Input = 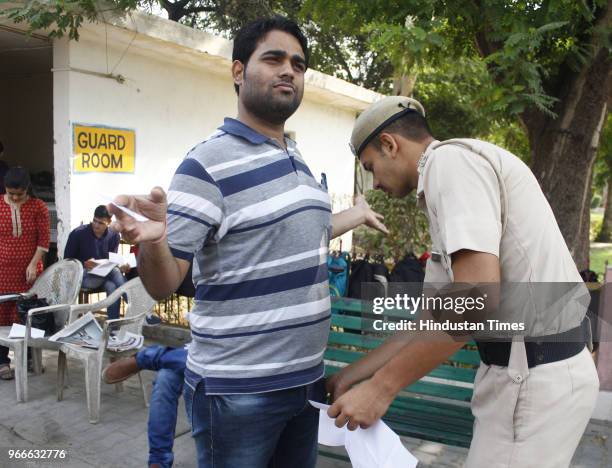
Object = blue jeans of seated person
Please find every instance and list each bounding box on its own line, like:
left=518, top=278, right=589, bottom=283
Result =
left=136, top=346, right=187, bottom=468
left=183, top=369, right=325, bottom=468
left=82, top=267, right=126, bottom=320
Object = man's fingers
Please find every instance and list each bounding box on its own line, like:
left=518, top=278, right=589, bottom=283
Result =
left=370, top=217, right=389, bottom=234
left=107, top=202, right=130, bottom=221
left=377, top=223, right=390, bottom=234
left=334, top=413, right=349, bottom=429
left=110, top=218, right=142, bottom=244
left=327, top=401, right=341, bottom=419
left=374, top=212, right=384, bottom=220
left=113, top=194, right=132, bottom=207
left=110, top=218, right=135, bottom=234
left=149, top=186, right=166, bottom=203
left=347, top=419, right=360, bottom=431
left=328, top=402, right=352, bottom=429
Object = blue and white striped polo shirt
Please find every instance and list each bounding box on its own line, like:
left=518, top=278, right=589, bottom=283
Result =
left=166, top=118, right=332, bottom=394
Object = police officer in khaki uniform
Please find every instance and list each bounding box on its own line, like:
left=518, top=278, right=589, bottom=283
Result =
left=327, top=96, right=599, bottom=467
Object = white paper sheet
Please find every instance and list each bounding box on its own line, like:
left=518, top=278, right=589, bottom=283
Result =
left=89, top=260, right=116, bottom=277
left=109, top=252, right=137, bottom=269
left=309, top=400, right=418, bottom=468
left=99, top=194, right=149, bottom=222
left=310, top=400, right=346, bottom=446
left=8, top=323, right=45, bottom=339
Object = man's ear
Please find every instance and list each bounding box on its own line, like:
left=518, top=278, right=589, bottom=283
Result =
left=378, top=132, right=398, bottom=158
left=232, top=60, right=245, bottom=89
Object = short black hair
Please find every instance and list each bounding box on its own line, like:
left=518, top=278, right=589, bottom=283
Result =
left=371, top=111, right=433, bottom=150
left=232, top=16, right=309, bottom=94
left=94, top=205, right=111, bottom=220
left=4, top=166, right=30, bottom=190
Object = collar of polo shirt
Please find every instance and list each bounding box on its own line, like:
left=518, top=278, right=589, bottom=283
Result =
left=219, top=118, right=269, bottom=145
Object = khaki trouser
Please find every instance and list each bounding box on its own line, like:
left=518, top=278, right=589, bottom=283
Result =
left=466, top=343, right=599, bottom=468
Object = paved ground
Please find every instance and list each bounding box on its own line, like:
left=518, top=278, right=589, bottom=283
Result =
left=1, top=350, right=611, bottom=467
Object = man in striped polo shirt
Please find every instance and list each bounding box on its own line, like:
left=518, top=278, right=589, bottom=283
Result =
left=109, top=16, right=387, bottom=468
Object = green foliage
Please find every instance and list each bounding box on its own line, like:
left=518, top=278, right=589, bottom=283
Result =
left=591, top=211, right=603, bottom=241
left=352, top=190, right=430, bottom=261
left=3, top=1, right=138, bottom=40
left=590, top=244, right=612, bottom=277
left=412, top=60, right=530, bottom=161
left=303, top=0, right=611, bottom=118
left=591, top=194, right=602, bottom=209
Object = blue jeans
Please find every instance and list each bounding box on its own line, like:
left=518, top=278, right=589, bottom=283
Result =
left=82, top=267, right=126, bottom=320
left=136, top=346, right=187, bottom=468
left=183, top=370, right=325, bottom=468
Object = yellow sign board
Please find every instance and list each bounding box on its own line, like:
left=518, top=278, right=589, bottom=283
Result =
left=73, top=124, right=135, bottom=173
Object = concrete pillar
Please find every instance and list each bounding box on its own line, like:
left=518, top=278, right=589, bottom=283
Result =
left=52, top=36, right=72, bottom=257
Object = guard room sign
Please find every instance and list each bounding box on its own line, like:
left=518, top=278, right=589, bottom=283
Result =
left=73, top=124, right=135, bottom=173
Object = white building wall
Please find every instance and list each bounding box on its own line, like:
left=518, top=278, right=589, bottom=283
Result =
left=55, top=21, right=358, bottom=255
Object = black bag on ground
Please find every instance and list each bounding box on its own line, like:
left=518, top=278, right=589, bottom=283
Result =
left=17, top=297, right=55, bottom=336
left=389, top=253, right=425, bottom=283
left=348, top=258, right=388, bottom=301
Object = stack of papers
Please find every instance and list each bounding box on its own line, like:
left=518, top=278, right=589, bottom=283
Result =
left=49, top=312, right=144, bottom=352
left=89, top=252, right=137, bottom=277
left=310, top=401, right=418, bottom=468
left=49, top=312, right=103, bottom=348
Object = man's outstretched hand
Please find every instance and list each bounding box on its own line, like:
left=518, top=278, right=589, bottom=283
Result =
left=108, top=187, right=167, bottom=244
left=355, top=195, right=389, bottom=235
left=327, top=378, right=395, bottom=431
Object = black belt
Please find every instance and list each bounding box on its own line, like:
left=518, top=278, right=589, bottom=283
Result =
left=476, top=319, right=588, bottom=368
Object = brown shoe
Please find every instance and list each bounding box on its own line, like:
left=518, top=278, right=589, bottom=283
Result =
left=102, top=357, right=140, bottom=384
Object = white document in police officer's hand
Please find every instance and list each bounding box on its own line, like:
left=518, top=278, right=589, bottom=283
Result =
left=309, top=401, right=418, bottom=468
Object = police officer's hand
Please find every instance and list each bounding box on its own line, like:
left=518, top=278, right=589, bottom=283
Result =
left=325, top=372, right=350, bottom=403
left=108, top=186, right=167, bottom=244
left=355, top=195, right=389, bottom=235
left=327, top=378, right=394, bottom=430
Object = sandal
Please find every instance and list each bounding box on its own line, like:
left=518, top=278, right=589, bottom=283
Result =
left=0, top=364, right=15, bottom=381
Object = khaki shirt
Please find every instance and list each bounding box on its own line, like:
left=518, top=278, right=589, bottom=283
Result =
left=416, top=139, right=587, bottom=335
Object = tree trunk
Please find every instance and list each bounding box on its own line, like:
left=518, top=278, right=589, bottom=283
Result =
left=525, top=48, right=610, bottom=270
left=597, top=176, right=612, bottom=242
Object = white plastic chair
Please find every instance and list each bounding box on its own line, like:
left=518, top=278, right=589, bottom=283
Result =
left=56, top=277, right=156, bottom=423
left=0, top=259, right=83, bottom=402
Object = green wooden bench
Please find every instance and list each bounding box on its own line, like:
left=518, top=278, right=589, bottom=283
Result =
left=320, top=297, right=480, bottom=460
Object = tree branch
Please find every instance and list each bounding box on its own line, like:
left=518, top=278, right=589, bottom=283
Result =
left=471, top=0, right=503, bottom=58
left=321, top=31, right=354, bottom=83
left=183, top=5, right=216, bottom=16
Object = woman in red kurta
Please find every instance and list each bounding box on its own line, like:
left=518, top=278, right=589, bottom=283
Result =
left=0, top=167, right=49, bottom=380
